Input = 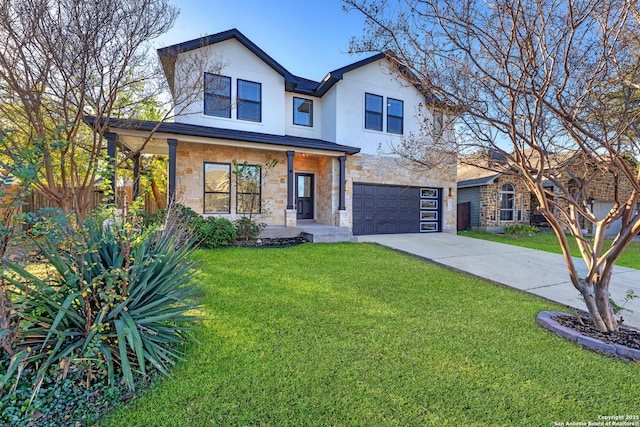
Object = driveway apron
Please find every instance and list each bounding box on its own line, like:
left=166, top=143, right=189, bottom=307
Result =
left=357, top=233, right=640, bottom=329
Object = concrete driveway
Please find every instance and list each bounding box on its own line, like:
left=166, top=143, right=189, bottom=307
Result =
left=357, top=233, right=640, bottom=329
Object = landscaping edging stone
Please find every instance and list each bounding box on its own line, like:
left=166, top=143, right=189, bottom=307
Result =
left=536, top=311, right=640, bottom=361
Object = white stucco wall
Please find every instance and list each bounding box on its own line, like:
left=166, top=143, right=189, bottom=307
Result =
left=284, top=93, right=323, bottom=139
left=172, top=38, right=286, bottom=135
left=332, top=60, right=432, bottom=155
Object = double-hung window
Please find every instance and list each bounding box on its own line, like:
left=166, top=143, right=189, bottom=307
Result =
left=204, top=73, right=231, bottom=118
left=387, top=98, right=404, bottom=134
left=204, top=162, right=230, bottom=214
left=237, top=79, right=261, bottom=122
left=293, top=97, right=313, bottom=127
left=364, top=93, right=384, bottom=131
left=236, top=164, right=262, bottom=214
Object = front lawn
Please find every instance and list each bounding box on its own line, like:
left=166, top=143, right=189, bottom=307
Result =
left=100, top=243, right=640, bottom=426
left=460, top=230, right=640, bottom=269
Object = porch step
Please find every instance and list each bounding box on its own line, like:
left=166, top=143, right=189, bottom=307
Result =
left=261, top=223, right=353, bottom=243
left=300, top=227, right=353, bottom=243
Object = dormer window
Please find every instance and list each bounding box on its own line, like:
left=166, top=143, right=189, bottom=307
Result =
left=204, top=73, right=231, bottom=118
left=237, top=79, right=262, bottom=122
left=293, top=97, right=313, bottom=127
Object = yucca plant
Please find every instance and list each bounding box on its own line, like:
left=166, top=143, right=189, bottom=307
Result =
left=0, top=210, right=200, bottom=404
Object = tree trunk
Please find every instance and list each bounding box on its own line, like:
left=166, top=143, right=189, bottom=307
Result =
left=150, top=177, right=166, bottom=210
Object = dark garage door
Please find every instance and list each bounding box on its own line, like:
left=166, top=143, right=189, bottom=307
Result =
left=352, top=183, right=441, bottom=235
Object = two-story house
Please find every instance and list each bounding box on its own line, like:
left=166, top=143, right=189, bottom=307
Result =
left=99, top=29, right=457, bottom=235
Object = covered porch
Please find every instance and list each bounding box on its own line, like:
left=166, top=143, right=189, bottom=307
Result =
left=94, top=118, right=360, bottom=228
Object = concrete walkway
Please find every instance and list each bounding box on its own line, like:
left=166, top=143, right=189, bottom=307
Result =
left=357, top=233, right=640, bottom=329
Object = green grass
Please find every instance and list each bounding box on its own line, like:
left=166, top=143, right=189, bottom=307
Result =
left=99, top=244, right=640, bottom=426
left=460, top=230, right=640, bottom=269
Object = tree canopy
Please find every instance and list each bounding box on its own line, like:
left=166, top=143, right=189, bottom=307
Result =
left=346, top=0, right=640, bottom=332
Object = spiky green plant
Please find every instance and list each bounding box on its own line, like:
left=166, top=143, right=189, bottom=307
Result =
left=0, top=211, right=200, bottom=405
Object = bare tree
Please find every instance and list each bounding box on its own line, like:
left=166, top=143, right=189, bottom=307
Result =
left=345, top=0, right=640, bottom=332
left=0, top=0, right=220, bottom=221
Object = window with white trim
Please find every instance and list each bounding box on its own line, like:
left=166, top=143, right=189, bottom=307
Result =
left=500, top=184, right=515, bottom=221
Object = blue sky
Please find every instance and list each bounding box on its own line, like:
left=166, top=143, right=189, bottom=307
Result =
left=153, top=0, right=370, bottom=82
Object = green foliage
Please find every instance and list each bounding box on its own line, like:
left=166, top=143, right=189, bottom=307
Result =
left=503, top=223, right=539, bottom=236
left=610, top=289, right=638, bottom=316
left=233, top=216, right=265, bottom=241
left=0, top=209, right=201, bottom=411
left=0, top=356, right=154, bottom=426
left=231, top=158, right=277, bottom=241
left=189, top=216, right=237, bottom=248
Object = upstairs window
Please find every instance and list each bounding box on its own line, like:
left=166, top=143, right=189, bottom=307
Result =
left=204, top=162, right=230, bottom=214
left=364, top=93, right=383, bottom=131
left=293, top=97, right=313, bottom=127
left=204, top=73, right=231, bottom=118
left=237, top=79, right=261, bottom=122
left=387, top=98, right=404, bottom=134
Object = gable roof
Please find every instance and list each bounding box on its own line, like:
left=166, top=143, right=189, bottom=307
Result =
left=85, top=117, right=361, bottom=155
left=157, top=28, right=395, bottom=97
left=457, top=163, right=501, bottom=188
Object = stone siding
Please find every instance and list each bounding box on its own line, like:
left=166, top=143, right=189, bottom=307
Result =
left=478, top=177, right=532, bottom=230
left=175, top=142, right=458, bottom=232
left=347, top=153, right=458, bottom=233
left=175, top=142, right=288, bottom=225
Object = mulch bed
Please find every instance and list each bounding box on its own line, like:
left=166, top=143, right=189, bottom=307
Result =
left=231, top=236, right=308, bottom=248
left=553, top=314, right=640, bottom=351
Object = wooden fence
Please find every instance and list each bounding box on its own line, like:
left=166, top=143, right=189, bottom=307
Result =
left=22, top=188, right=160, bottom=215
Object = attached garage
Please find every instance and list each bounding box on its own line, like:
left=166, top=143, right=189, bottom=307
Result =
left=352, top=183, right=442, bottom=235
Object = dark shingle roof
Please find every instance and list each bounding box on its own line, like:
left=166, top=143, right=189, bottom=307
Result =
left=157, top=28, right=387, bottom=97
left=86, top=117, right=360, bottom=155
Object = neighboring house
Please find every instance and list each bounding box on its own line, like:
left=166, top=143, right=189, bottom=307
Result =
left=457, top=162, right=533, bottom=232
left=97, top=29, right=457, bottom=235
left=457, top=152, right=635, bottom=236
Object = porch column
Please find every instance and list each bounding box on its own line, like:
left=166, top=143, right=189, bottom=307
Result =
left=105, top=132, right=117, bottom=204
left=286, top=150, right=295, bottom=209
left=167, top=138, right=178, bottom=204
left=339, top=155, right=346, bottom=211
left=132, top=153, right=141, bottom=200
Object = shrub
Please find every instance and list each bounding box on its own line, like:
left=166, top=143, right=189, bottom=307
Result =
left=234, top=216, right=265, bottom=241
left=0, top=209, right=201, bottom=408
left=503, top=223, right=539, bottom=236
left=190, top=216, right=237, bottom=248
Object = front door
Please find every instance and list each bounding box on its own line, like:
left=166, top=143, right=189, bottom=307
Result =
left=296, top=173, right=314, bottom=219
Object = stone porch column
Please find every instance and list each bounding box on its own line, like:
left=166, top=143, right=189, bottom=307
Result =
left=337, top=155, right=350, bottom=228
left=285, top=150, right=297, bottom=227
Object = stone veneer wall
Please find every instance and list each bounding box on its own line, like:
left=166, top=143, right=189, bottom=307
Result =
left=478, top=177, right=532, bottom=230
left=175, top=141, right=289, bottom=225
left=292, top=154, right=338, bottom=226
left=175, top=142, right=458, bottom=231
left=561, top=165, right=635, bottom=203
left=346, top=153, right=458, bottom=233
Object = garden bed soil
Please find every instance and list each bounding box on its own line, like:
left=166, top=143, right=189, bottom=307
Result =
left=553, top=314, right=640, bottom=350
left=232, top=236, right=308, bottom=248
left=537, top=311, right=640, bottom=361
